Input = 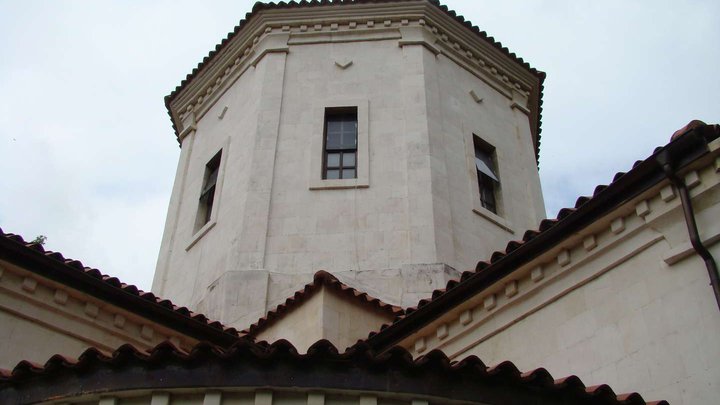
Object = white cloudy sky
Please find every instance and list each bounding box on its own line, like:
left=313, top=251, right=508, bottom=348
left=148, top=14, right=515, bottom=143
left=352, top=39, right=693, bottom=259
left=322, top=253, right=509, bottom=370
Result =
left=0, top=0, right=718, bottom=291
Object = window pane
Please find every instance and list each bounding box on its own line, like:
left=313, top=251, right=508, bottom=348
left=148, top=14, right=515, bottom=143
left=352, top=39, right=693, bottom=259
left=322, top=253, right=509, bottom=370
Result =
left=339, top=124, right=357, bottom=148
left=474, top=142, right=497, bottom=180
left=326, top=169, right=340, bottom=179
left=342, top=169, right=356, bottom=179
left=343, top=152, right=356, bottom=167
left=326, top=131, right=342, bottom=150
left=475, top=158, right=498, bottom=182
left=326, top=153, right=340, bottom=167
left=327, top=120, right=343, bottom=133
left=479, top=174, right=497, bottom=213
left=207, top=167, right=219, bottom=186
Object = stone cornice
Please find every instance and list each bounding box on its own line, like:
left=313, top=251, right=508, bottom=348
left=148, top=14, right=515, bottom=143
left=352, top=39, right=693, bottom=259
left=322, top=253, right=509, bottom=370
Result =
left=0, top=261, right=195, bottom=356
left=168, top=1, right=542, bottom=146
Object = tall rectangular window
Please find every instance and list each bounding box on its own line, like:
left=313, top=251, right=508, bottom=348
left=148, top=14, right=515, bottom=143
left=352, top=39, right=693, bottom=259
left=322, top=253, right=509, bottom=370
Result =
left=196, top=151, right=222, bottom=230
left=474, top=136, right=499, bottom=214
left=323, top=107, right=357, bottom=179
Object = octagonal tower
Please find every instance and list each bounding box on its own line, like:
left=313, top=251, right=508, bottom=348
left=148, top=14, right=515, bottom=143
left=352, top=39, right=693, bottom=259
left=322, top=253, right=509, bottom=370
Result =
left=153, top=0, right=546, bottom=329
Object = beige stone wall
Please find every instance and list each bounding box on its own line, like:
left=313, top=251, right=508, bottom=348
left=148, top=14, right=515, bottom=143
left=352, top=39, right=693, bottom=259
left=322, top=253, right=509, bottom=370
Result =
left=399, top=154, right=720, bottom=405
left=421, top=46, right=544, bottom=272
left=255, top=287, right=395, bottom=353
left=153, top=3, right=545, bottom=331
left=254, top=287, right=324, bottom=352
left=0, top=261, right=198, bottom=369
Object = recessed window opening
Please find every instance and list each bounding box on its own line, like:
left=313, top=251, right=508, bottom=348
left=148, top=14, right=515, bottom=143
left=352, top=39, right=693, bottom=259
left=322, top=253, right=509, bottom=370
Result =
left=196, top=150, right=222, bottom=231
left=323, top=107, right=357, bottom=180
left=474, top=136, right=499, bottom=214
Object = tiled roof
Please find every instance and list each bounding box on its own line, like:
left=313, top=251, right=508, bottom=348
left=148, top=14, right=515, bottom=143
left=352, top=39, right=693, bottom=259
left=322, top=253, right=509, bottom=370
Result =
left=0, top=228, right=243, bottom=346
left=0, top=340, right=667, bottom=405
left=244, top=270, right=404, bottom=336
left=164, top=0, right=546, bottom=160
left=366, top=121, right=720, bottom=350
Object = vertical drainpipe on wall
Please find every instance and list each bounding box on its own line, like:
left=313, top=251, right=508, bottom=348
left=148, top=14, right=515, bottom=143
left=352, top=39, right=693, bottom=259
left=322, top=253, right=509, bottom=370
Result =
left=656, top=145, right=720, bottom=312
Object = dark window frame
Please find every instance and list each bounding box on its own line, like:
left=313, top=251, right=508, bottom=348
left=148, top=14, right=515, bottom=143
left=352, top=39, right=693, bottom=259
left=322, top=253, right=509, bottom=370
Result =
left=322, top=107, right=358, bottom=180
left=473, top=136, right=499, bottom=214
left=196, top=150, right=222, bottom=231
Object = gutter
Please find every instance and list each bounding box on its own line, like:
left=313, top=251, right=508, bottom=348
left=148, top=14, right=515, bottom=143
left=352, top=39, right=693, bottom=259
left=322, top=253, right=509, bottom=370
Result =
left=367, top=124, right=719, bottom=352
left=657, top=144, right=720, bottom=311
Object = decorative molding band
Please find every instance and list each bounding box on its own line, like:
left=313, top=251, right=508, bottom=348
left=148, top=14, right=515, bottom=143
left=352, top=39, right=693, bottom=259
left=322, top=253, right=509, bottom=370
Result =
left=404, top=159, right=720, bottom=358
left=511, top=102, right=531, bottom=115
left=178, top=123, right=197, bottom=142
left=170, top=4, right=538, bottom=135
left=445, top=232, right=665, bottom=361
left=0, top=264, right=193, bottom=353
left=250, top=46, right=290, bottom=68
left=663, top=218, right=720, bottom=265
left=288, top=28, right=401, bottom=45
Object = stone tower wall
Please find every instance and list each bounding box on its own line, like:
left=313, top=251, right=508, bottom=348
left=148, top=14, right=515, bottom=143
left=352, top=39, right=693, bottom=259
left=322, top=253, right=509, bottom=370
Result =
left=153, top=2, right=545, bottom=329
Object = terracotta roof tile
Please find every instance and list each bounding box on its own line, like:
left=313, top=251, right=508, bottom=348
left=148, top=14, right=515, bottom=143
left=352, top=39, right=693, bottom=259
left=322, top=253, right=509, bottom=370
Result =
left=366, top=121, right=720, bottom=350
left=245, top=270, right=404, bottom=336
left=0, top=228, right=243, bottom=345
left=0, top=340, right=667, bottom=405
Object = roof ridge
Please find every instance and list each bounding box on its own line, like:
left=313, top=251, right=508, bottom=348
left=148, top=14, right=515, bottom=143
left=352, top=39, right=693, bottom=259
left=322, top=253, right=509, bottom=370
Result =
left=244, top=270, right=404, bottom=336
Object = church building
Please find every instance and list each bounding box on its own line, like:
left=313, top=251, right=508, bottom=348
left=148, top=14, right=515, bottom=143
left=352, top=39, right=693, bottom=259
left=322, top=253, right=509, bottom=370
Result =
left=1, top=1, right=718, bottom=404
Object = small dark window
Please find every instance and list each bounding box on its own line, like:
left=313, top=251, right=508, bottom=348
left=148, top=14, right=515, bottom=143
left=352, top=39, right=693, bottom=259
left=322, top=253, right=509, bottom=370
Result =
left=474, top=137, right=499, bottom=214
left=323, top=107, right=357, bottom=179
left=196, top=151, right=222, bottom=230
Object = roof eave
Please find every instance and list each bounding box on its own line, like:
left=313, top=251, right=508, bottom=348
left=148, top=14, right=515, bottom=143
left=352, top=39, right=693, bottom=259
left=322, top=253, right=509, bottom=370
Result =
left=0, top=235, right=242, bottom=347
left=366, top=124, right=719, bottom=351
left=164, top=0, right=545, bottom=153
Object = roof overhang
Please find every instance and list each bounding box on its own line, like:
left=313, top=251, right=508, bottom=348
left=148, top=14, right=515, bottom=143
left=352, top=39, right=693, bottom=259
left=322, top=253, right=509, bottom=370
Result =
left=165, top=0, right=545, bottom=161
left=0, top=229, right=242, bottom=347
left=366, top=122, right=720, bottom=352
left=1, top=340, right=665, bottom=405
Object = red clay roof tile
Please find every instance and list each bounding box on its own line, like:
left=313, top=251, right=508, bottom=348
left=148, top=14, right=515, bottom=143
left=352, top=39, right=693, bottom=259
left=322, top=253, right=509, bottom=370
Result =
left=244, top=270, right=404, bottom=337
left=0, top=340, right=667, bottom=405
left=0, top=228, right=243, bottom=344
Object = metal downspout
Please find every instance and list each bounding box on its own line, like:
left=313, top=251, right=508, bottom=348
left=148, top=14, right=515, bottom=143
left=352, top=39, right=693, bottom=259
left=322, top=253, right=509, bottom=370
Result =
left=658, top=156, right=720, bottom=312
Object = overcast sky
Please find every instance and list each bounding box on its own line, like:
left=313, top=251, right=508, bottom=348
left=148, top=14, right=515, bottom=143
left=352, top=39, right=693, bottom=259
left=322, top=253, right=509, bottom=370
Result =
left=1, top=0, right=718, bottom=291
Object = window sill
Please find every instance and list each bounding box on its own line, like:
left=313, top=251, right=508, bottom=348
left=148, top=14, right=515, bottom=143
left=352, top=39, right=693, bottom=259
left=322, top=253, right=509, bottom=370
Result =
left=309, top=178, right=369, bottom=190
left=185, top=220, right=217, bottom=251
left=472, top=208, right=514, bottom=234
